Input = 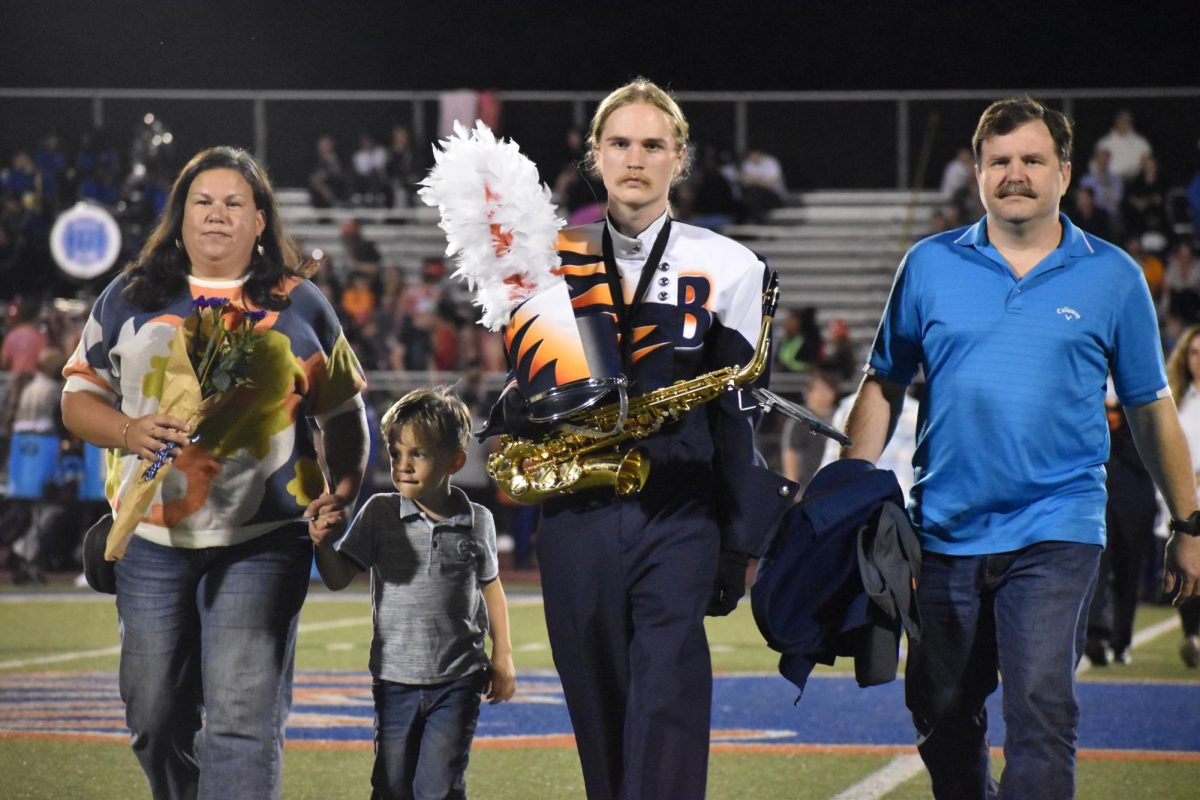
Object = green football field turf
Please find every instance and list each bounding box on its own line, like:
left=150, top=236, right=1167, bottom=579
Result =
left=1, top=585, right=1197, bottom=799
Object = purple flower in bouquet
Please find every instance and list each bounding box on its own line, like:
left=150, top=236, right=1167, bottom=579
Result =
left=141, top=298, right=267, bottom=482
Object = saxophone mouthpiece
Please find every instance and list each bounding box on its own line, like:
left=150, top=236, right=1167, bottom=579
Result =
left=763, top=272, right=781, bottom=318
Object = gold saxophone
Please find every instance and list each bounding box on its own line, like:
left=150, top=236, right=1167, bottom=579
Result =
left=488, top=277, right=780, bottom=504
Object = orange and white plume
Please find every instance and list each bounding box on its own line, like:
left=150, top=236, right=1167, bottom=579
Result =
left=418, top=120, right=565, bottom=331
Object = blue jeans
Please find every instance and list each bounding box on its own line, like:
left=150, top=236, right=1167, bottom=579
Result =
left=115, top=526, right=312, bottom=800
left=371, top=672, right=486, bottom=800
left=905, top=540, right=1101, bottom=800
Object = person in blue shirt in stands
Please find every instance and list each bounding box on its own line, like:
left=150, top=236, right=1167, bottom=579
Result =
left=841, top=97, right=1200, bottom=800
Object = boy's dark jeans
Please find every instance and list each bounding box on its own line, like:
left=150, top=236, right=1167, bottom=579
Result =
left=371, top=671, right=486, bottom=800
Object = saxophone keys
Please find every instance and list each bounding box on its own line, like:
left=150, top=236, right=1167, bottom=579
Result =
left=560, top=461, right=582, bottom=484
left=533, top=465, right=558, bottom=491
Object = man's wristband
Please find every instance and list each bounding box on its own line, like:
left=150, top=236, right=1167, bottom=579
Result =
left=1169, top=510, right=1200, bottom=537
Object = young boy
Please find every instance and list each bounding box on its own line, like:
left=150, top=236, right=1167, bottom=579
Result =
left=312, top=386, right=516, bottom=800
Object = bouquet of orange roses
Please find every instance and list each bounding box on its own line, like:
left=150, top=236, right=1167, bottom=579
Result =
left=105, top=297, right=266, bottom=560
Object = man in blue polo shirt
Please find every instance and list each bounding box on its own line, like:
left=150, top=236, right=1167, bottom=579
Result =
left=843, top=97, right=1200, bottom=799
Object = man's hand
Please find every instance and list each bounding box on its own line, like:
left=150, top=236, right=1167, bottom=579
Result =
left=706, top=549, right=750, bottom=616
left=1164, top=533, right=1200, bottom=605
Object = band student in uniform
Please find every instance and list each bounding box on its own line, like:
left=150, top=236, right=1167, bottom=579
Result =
left=841, top=97, right=1200, bottom=799
left=482, top=78, right=795, bottom=799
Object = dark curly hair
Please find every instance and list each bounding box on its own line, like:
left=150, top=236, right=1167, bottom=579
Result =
left=121, top=146, right=315, bottom=311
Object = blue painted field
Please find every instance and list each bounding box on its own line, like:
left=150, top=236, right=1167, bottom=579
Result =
left=3, top=670, right=1197, bottom=753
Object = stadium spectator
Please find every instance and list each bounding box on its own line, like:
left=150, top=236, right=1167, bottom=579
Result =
left=308, top=134, right=351, bottom=208
left=351, top=132, right=390, bottom=207
left=0, top=298, right=49, bottom=379
left=938, top=147, right=974, bottom=199
left=739, top=146, right=786, bottom=223
left=68, top=129, right=115, bottom=194
left=337, top=219, right=384, bottom=299
left=950, top=166, right=986, bottom=223
left=775, top=306, right=822, bottom=374
left=685, top=143, right=740, bottom=230
left=1187, top=150, right=1200, bottom=239
left=1085, top=397, right=1156, bottom=667
left=385, top=125, right=421, bottom=208
left=3, top=345, right=69, bottom=585
left=780, top=369, right=838, bottom=491
left=430, top=299, right=462, bottom=372
left=340, top=270, right=378, bottom=326
left=920, top=208, right=952, bottom=240
left=32, top=134, right=69, bottom=214
left=553, top=127, right=606, bottom=223
left=392, top=258, right=447, bottom=371
left=344, top=310, right=392, bottom=371
left=1122, top=153, right=1167, bottom=236
left=1081, top=147, right=1124, bottom=230
left=821, top=376, right=922, bottom=500
left=0, top=151, right=41, bottom=207
left=1069, top=185, right=1115, bottom=241
left=1125, top=236, right=1165, bottom=305
left=1160, top=326, right=1200, bottom=668
left=78, top=155, right=122, bottom=207
left=1162, top=238, right=1200, bottom=322
left=821, top=316, right=859, bottom=385
left=1095, top=109, right=1153, bottom=182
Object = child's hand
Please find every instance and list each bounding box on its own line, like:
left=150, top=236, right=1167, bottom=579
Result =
left=308, top=511, right=347, bottom=546
left=484, top=653, right=516, bottom=704
left=306, top=493, right=350, bottom=546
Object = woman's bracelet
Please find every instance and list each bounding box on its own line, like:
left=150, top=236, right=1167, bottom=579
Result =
left=121, top=420, right=132, bottom=449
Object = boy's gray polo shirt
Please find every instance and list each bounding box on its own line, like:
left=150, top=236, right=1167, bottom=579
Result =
left=335, top=487, right=499, bottom=684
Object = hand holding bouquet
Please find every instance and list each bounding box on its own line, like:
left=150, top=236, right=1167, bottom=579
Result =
left=106, top=297, right=266, bottom=560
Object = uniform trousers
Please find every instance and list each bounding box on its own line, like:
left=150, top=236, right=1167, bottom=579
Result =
left=538, top=484, right=720, bottom=800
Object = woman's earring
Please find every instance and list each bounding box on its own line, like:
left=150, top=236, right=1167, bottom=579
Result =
left=255, top=237, right=264, bottom=257
left=174, top=238, right=183, bottom=251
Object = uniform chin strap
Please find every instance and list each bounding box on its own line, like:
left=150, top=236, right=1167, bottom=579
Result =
left=749, top=386, right=853, bottom=447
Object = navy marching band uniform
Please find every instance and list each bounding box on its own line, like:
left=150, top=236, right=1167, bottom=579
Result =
left=492, top=212, right=795, bottom=799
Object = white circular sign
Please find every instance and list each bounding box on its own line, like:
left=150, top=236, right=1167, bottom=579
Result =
left=50, top=202, right=122, bottom=280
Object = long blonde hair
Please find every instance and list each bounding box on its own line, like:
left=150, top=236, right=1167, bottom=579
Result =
left=1166, top=325, right=1200, bottom=405
left=582, top=77, right=692, bottom=186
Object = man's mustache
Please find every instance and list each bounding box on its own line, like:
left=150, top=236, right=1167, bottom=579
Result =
left=997, top=182, right=1036, bottom=199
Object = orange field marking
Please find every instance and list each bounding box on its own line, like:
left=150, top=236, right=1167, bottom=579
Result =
left=3, top=729, right=1198, bottom=763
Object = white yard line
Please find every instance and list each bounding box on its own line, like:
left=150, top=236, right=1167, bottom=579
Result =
left=828, top=754, right=925, bottom=800
left=1077, top=613, right=1180, bottom=676
left=1129, top=614, right=1181, bottom=649
left=0, top=646, right=121, bottom=671
left=831, top=614, right=1183, bottom=799
left=296, top=617, right=369, bottom=633
left=0, top=616, right=371, bottom=670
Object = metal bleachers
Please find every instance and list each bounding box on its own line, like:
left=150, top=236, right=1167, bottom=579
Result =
left=728, top=189, right=946, bottom=350
left=278, top=188, right=948, bottom=352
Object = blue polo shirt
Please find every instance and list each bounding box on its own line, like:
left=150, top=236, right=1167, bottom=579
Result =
left=869, top=213, right=1167, bottom=555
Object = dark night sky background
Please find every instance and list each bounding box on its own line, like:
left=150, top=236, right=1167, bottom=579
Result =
left=3, top=1, right=1198, bottom=92
left=3, top=1, right=1199, bottom=191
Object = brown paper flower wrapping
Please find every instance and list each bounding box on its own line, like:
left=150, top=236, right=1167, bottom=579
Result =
left=104, top=324, right=230, bottom=560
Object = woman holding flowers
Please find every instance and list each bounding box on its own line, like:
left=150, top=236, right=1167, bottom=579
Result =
left=62, top=146, right=369, bottom=800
